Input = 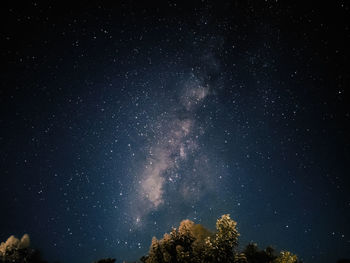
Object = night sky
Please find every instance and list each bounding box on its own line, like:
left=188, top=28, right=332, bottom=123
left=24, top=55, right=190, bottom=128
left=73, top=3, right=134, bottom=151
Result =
left=1, top=1, right=349, bottom=263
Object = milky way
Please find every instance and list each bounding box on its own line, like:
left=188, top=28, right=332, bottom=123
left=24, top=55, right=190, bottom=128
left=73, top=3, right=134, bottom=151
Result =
left=127, top=72, right=219, bottom=223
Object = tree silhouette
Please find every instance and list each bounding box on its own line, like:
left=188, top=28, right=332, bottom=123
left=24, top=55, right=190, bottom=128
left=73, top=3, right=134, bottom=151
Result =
left=243, top=243, right=277, bottom=263
left=141, top=214, right=300, bottom=263
left=1, top=215, right=310, bottom=263
left=142, top=214, right=240, bottom=263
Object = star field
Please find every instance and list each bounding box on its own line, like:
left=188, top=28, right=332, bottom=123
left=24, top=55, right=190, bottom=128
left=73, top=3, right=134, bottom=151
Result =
left=1, top=1, right=349, bottom=263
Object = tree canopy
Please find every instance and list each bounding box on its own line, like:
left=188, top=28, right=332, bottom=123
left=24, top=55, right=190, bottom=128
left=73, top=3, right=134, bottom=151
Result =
left=2, top=215, right=348, bottom=262
left=141, top=214, right=300, bottom=263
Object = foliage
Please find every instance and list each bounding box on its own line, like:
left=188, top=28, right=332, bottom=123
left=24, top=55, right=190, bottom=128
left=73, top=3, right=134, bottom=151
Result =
left=142, top=214, right=239, bottom=263
left=235, top=253, right=248, bottom=263
left=273, top=251, right=298, bottom=263
left=203, top=214, right=239, bottom=262
left=243, top=243, right=277, bottom=263
left=0, top=234, right=30, bottom=254
left=141, top=214, right=301, bottom=263
left=0, top=234, right=47, bottom=263
left=1, top=215, right=307, bottom=263
left=143, top=222, right=198, bottom=263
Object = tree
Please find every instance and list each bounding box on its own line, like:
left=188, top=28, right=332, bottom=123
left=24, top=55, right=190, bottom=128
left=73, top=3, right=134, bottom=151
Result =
left=235, top=253, right=248, bottom=263
left=143, top=214, right=239, bottom=263
left=144, top=220, right=205, bottom=263
left=141, top=214, right=299, bottom=263
left=273, top=251, right=298, bottom=263
left=0, top=234, right=47, bottom=263
left=145, top=237, right=163, bottom=263
left=243, top=243, right=277, bottom=263
left=203, top=214, right=239, bottom=262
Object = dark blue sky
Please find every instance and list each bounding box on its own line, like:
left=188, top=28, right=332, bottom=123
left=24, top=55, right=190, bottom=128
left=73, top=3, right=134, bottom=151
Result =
left=1, top=1, right=349, bottom=263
